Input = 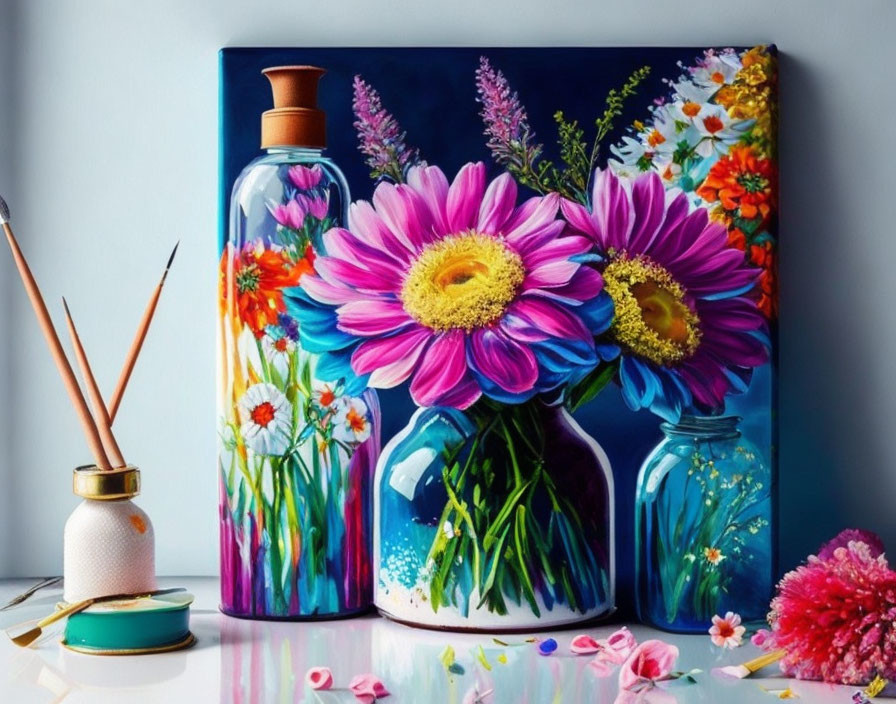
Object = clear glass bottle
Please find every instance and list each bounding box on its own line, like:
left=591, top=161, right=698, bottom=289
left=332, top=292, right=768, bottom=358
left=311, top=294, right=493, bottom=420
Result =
left=635, top=415, right=773, bottom=632
left=218, top=66, right=380, bottom=619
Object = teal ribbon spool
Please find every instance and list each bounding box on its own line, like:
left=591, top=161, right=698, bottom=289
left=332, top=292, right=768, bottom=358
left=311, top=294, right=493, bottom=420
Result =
left=63, top=592, right=194, bottom=654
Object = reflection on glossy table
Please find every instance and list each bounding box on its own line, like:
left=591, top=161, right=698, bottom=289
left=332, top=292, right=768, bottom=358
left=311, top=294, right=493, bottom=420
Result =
left=0, top=577, right=863, bottom=703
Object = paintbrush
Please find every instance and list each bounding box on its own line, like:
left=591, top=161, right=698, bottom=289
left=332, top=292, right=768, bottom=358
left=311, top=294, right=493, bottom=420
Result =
left=0, top=195, right=112, bottom=470
left=108, top=242, right=178, bottom=422
left=713, top=649, right=786, bottom=679
left=62, top=298, right=126, bottom=467
left=6, top=587, right=185, bottom=647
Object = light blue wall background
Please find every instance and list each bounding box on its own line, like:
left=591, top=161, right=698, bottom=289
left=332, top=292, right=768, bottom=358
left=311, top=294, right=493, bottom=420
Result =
left=0, top=0, right=894, bottom=577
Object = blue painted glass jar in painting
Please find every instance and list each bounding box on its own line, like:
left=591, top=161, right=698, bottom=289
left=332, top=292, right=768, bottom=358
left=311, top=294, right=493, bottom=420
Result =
left=635, top=415, right=773, bottom=632
left=375, top=399, right=614, bottom=631
left=218, top=66, right=380, bottom=619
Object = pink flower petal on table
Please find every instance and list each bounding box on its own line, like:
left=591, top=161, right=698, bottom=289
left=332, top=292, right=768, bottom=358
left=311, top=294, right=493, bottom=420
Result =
left=571, top=634, right=600, bottom=655
left=618, top=640, right=679, bottom=691
left=349, top=673, right=390, bottom=701
left=602, top=627, right=637, bottom=661
left=477, top=172, right=517, bottom=234
left=750, top=628, right=772, bottom=648
left=446, top=162, right=486, bottom=232
left=305, top=666, right=333, bottom=690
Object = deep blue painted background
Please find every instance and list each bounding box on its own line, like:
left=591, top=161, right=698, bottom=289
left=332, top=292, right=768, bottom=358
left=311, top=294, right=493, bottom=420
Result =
left=219, top=46, right=772, bottom=619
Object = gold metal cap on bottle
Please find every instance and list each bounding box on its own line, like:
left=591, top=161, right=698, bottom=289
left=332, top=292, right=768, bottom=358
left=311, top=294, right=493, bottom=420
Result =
left=73, top=465, right=140, bottom=500
left=260, top=65, right=327, bottom=149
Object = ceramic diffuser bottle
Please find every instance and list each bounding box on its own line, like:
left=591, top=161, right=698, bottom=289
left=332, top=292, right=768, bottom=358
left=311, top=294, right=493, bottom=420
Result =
left=64, top=465, right=156, bottom=603
left=218, top=66, right=380, bottom=619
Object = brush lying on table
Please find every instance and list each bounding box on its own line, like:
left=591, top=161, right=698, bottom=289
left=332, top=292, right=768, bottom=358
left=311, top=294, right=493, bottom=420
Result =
left=0, top=193, right=176, bottom=466
left=6, top=588, right=186, bottom=647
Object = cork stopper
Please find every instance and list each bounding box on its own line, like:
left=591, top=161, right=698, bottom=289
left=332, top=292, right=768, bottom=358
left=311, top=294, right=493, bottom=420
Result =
left=261, top=66, right=326, bottom=149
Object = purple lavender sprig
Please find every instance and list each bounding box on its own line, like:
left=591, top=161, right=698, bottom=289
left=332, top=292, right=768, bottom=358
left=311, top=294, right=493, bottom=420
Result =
left=475, top=57, right=546, bottom=189
left=352, top=76, right=420, bottom=183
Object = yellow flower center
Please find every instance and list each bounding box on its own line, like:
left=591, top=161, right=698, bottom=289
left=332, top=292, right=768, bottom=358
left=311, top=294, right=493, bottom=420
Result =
left=401, top=232, right=525, bottom=331
left=602, top=255, right=702, bottom=366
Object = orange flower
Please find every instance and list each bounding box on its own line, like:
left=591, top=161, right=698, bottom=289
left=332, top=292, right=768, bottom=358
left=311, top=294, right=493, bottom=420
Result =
left=697, top=145, right=776, bottom=225
left=220, top=242, right=313, bottom=337
left=727, top=226, right=747, bottom=251
left=748, top=241, right=777, bottom=318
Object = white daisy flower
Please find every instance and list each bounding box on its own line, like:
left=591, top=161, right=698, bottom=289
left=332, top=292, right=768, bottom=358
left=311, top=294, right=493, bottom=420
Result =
left=312, top=380, right=339, bottom=411
left=691, top=105, right=753, bottom=158
left=332, top=397, right=371, bottom=444
left=238, top=383, right=292, bottom=456
left=261, top=333, right=295, bottom=365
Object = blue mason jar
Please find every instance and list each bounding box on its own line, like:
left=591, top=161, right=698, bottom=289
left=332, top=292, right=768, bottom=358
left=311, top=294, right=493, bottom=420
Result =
left=635, top=415, right=773, bottom=632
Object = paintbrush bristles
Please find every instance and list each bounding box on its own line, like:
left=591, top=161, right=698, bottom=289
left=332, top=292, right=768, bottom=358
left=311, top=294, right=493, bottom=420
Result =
left=0, top=194, right=9, bottom=224
left=62, top=298, right=127, bottom=468
left=1, top=215, right=111, bottom=469
left=108, top=242, right=177, bottom=422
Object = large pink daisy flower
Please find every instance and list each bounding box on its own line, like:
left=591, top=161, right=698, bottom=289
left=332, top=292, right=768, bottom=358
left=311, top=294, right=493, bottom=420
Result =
left=287, top=162, right=612, bottom=409
left=562, top=168, right=768, bottom=420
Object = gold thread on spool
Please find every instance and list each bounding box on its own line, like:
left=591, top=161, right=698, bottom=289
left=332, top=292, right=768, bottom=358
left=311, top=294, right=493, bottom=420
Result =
left=73, top=465, right=140, bottom=500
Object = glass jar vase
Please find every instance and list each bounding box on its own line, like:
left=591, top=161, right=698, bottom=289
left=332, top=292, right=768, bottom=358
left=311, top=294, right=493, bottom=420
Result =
left=635, top=415, right=773, bottom=632
left=374, top=398, right=614, bottom=631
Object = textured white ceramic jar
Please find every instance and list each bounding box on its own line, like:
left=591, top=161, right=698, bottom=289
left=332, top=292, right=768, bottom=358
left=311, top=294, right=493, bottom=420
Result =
left=63, top=466, right=156, bottom=603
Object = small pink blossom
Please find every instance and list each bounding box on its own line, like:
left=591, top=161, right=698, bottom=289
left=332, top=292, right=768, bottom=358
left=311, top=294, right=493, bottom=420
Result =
left=751, top=628, right=771, bottom=648
left=570, top=634, right=600, bottom=655
left=349, top=673, right=390, bottom=703
left=709, top=612, right=746, bottom=649
left=296, top=193, right=329, bottom=220
left=289, top=163, right=323, bottom=190
left=305, top=666, right=333, bottom=690
left=618, top=640, right=680, bottom=691
left=270, top=198, right=306, bottom=230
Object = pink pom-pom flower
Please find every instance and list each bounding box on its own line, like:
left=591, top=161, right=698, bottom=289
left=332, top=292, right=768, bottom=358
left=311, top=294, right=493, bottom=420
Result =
left=766, top=536, right=896, bottom=685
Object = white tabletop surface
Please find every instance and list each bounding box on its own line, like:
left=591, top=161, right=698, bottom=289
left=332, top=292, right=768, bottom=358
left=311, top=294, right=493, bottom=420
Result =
left=0, top=577, right=866, bottom=703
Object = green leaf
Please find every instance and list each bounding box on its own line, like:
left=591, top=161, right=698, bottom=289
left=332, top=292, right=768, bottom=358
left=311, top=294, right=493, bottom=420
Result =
left=567, top=362, right=618, bottom=412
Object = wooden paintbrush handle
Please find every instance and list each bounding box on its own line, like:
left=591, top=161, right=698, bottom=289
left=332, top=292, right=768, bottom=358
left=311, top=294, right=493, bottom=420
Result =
left=37, top=598, right=95, bottom=629
left=745, top=648, right=787, bottom=673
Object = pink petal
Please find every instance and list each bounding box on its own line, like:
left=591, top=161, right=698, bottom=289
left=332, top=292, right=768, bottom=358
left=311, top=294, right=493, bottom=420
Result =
left=406, top=164, right=450, bottom=235
left=477, top=172, right=517, bottom=233
left=524, top=258, right=581, bottom=289
left=560, top=198, right=599, bottom=240
left=590, top=168, right=633, bottom=252
left=300, top=275, right=365, bottom=305
left=507, top=220, right=567, bottom=259
left=522, top=233, right=592, bottom=270
left=446, top=162, right=486, bottom=233
left=348, top=200, right=414, bottom=263
left=626, top=171, right=667, bottom=254
left=504, top=193, right=560, bottom=242
left=324, top=227, right=405, bottom=279
left=469, top=327, right=538, bottom=394
left=409, top=330, right=479, bottom=408
left=305, top=666, right=333, bottom=690
left=570, top=634, right=601, bottom=655
left=349, top=673, right=390, bottom=700
left=351, top=325, right=432, bottom=387
left=315, top=257, right=398, bottom=294
left=373, top=182, right=435, bottom=252
left=337, top=299, right=415, bottom=336
left=526, top=266, right=603, bottom=305
left=505, top=297, right=590, bottom=342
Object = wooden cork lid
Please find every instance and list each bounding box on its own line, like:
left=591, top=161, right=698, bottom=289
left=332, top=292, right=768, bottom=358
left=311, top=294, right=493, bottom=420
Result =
left=260, top=65, right=326, bottom=149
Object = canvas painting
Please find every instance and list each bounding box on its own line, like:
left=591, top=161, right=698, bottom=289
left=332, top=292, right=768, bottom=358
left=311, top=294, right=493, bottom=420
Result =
left=218, top=46, right=777, bottom=628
